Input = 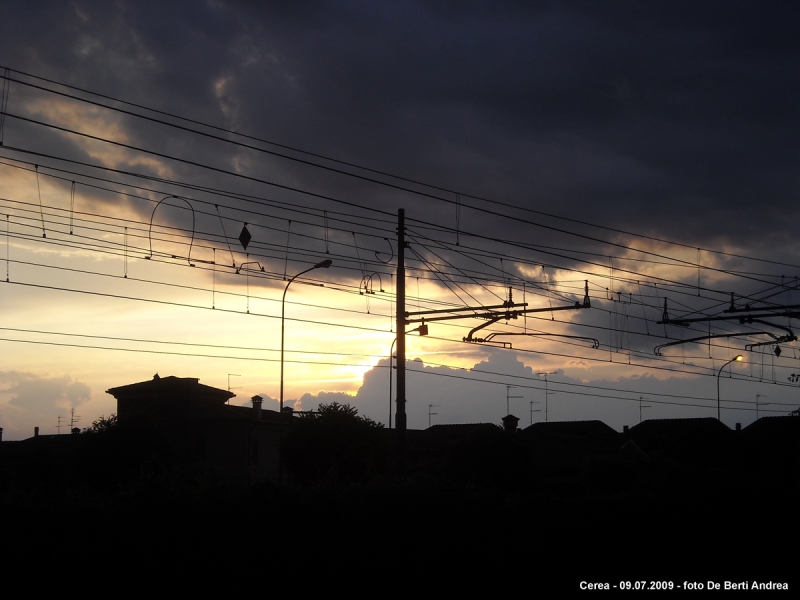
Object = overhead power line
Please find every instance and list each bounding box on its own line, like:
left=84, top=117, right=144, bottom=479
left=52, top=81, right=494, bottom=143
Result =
left=4, top=67, right=798, bottom=270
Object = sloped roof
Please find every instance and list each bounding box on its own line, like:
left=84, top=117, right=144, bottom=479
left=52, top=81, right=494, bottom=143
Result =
left=409, top=423, right=500, bottom=456
left=626, top=417, right=729, bottom=440
left=742, top=415, right=800, bottom=436
left=107, top=375, right=234, bottom=404
left=425, top=423, right=500, bottom=438
left=519, top=420, right=619, bottom=440
left=624, top=417, right=732, bottom=464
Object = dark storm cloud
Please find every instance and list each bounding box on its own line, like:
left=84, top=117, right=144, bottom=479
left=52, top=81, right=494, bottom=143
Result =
left=2, top=1, right=799, bottom=434
left=2, top=0, right=799, bottom=282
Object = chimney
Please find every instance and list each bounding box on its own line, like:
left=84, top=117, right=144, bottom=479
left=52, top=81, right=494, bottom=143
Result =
left=735, top=423, right=741, bottom=431
left=501, top=414, right=519, bottom=434
left=71, top=427, right=80, bottom=435
left=251, top=395, right=263, bottom=419
left=34, top=426, right=39, bottom=437
left=0, top=427, right=3, bottom=442
left=623, top=425, right=629, bottom=433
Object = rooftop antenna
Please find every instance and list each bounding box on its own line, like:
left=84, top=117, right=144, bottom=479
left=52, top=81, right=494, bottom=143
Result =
left=529, top=400, right=542, bottom=426
left=428, top=404, right=438, bottom=428
left=69, top=407, right=80, bottom=430
left=506, top=385, right=523, bottom=416
left=639, top=396, right=651, bottom=424
left=227, top=374, right=240, bottom=405
left=538, top=372, right=557, bottom=422
left=755, top=394, right=768, bottom=420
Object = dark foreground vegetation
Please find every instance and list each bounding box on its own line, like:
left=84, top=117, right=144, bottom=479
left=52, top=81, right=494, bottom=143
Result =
left=1, top=406, right=798, bottom=589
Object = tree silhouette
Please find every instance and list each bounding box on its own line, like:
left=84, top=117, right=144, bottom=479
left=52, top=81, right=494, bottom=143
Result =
left=80, top=412, right=172, bottom=492
left=283, top=401, right=386, bottom=486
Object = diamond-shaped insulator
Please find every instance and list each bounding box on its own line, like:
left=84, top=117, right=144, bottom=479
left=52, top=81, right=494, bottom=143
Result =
left=775, top=345, right=782, bottom=357
left=239, top=224, right=252, bottom=250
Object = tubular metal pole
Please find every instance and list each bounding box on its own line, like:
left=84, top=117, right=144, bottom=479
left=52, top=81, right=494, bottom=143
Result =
left=389, top=337, right=396, bottom=429
left=395, top=209, right=406, bottom=470
left=279, top=259, right=332, bottom=484
left=717, top=356, right=740, bottom=422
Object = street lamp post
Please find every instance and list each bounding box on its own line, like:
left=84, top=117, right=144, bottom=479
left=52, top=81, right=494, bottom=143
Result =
left=717, top=354, right=743, bottom=422
left=389, top=337, right=396, bottom=429
left=279, top=259, right=332, bottom=483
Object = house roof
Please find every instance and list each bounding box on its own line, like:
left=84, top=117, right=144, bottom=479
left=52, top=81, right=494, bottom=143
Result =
left=426, top=423, right=499, bottom=435
left=742, top=415, right=800, bottom=436
left=625, top=417, right=729, bottom=440
left=623, top=417, right=732, bottom=463
left=106, top=375, right=234, bottom=404
left=519, top=420, right=619, bottom=440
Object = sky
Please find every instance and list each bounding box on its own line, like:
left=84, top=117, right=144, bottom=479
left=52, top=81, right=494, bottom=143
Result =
left=1, top=1, right=800, bottom=439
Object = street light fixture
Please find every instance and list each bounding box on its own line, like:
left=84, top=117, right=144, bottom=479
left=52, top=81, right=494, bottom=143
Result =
left=279, top=259, right=332, bottom=483
left=717, top=354, right=743, bottom=422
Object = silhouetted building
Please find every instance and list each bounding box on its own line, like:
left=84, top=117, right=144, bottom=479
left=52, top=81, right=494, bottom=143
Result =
left=518, top=420, right=643, bottom=472
left=106, top=374, right=287, bottom=487
left=501, top=414, right=520, bottom=433
left=737, top=415, right=800, bottom=471
left=623, top=417, right=731, bottom=466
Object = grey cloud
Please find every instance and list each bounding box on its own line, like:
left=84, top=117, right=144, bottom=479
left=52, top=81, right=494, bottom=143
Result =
left=4, top=0, right=798, bottom=251
left=2, top=0, right=799, bottom=423
left=1, top=371, right=92, bottom=411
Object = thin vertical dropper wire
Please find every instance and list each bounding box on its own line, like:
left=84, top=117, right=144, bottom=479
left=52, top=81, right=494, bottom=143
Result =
left=69, top=181, right=75, bottom=234
left=638, top=281, right=650, bottom=336
left=214, top=205, right=236, bottom=268
left=0, top=67, right=9, bottom=145
left=283, top=220, right=291, bottom=280
left=407, top=245, right=474, bottom=310
left=352, top=231, right=366, bottom=280
left=407, top=234, right=505, bottom=304
left=212, top=247, right=216, bottom=309
left=124, top=226, right=128, bottom=278
left=523, top=282, right=527, bottom=333
left=455, top=192, right=461, bottom=246
left=324, top=210, right=329, bottom=254
left=34, top=165, right=46, bottom=238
